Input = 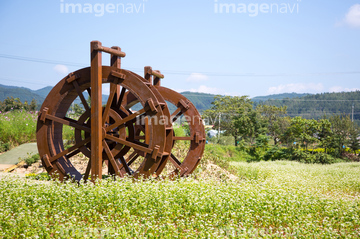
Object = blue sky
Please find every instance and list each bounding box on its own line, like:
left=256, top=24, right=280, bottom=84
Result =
left=0, top=0, right=359, bottom=97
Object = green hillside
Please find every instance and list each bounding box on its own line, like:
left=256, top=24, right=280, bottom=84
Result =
left=180, top=91, right=216, bottom=113
left=255, top=91, right=360, bottom=122
left=0, top=84, right=44, bottom=104
left=0, top=85, right=109, bottom=108
left=252, top=93, right=311, bottom=102
left=1, top=84, right=359, bottom=123
left=180, top=92, right=310, bottom=112
left=33, top=86, right=53, bottom=98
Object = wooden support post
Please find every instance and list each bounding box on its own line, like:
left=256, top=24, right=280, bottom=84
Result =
left=108, top=46, right=122, bottom=175
left=111, top=46, right=122, bottom=106
left=144, top=66, right=152, bottom=84
left=90, top=41, right=103, bottom=182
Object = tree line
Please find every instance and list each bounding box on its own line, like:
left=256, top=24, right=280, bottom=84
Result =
left=204, top=95, right=360, bottom=163
left=254, top=91, right=360, bottom=125
left=0, top=97, right=37, bottom=112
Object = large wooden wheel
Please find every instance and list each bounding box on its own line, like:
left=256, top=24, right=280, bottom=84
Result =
left=36, top=67, right=166, bottom=182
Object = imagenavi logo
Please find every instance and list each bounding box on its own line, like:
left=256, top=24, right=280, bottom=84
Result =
left=214, top=0, right=300, bottom=17
left=60, top=0, right=147, bottom=17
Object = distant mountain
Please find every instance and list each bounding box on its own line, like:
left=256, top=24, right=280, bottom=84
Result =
left=255, top=91, right=360, bottom=123
left=0, top=84, right=22, bottom=89
left=33, top=86, right=53, bottom=98
left=180, top=91, right=216, bottom=112
left=0, top=84, right=45, bottom=104
left=1, top=83, right=358, bottom=124
left=180, top=92, right=314, bottom=112
left=252, top=93, right=312, bottom=102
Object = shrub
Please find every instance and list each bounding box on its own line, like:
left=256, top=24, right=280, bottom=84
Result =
left=306, top=148, right=326, bottom=153
left=263, top=146, right=290, bottom=161
left=21, top=153, right=40, bottom=166
left=0, top=141, right=10, bottom=153
left=313, top=153, right=337, bottom=164
left=291, top=149, right=315, bottom=163
left=208, top=135, right=234, bottom=145
left=25, top=172, right=51, bottom=180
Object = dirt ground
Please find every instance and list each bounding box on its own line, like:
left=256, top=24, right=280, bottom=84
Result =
left=6, top=156, right=239, bottom=182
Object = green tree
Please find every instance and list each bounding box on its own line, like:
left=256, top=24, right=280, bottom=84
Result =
left=69, top=103, right=85, bottom=116
left=203, top=95, right=253, bottom=146
left=282, top=117, right=319, bottom=149
left=329, top=114, right=353, bottom=156
left=317, top=119, right=333, bottom=153
left=23, top=99, right=37, bottom=111
left=256, top=105, right=288, bottom=145
left=234, top=107, right=267, bottom=144
left=29, top=99, right=37, bottom=111
left=348, top=125, right=360, bottom=155
left=0, top=97, right=37, bottom=112
left=1, top=97, right=22, bottom=111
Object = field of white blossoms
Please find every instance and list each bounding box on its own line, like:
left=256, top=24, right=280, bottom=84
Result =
left=0, top=160, right=359, bottom=238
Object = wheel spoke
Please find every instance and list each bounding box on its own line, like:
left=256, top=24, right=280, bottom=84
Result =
left=132, top=140, right=149, bottom=148
left=171, top=108, right=184, bottom=123
left=119, top=152, right=139, bottom=170
left=46, top=114, right=90, bottom=132
left=105, top=134, right=152, bottom=155
left=170, top=107, right=182, bottom=120
left=86, top=88, right=91, bottom=97
left=135, top=136, right=145, bottom=140
left=144, top=117, right=150, bottom=144
left=102, top=83, right=117, bottom=126
left=72, top=81, right=90, bottom=112
left=110, top=84, right=120, bottom=107
left=118, top=156, right=132, bottom=175
left=105, top=108, right=146, bottom=132
left=116, top=87, right=127, bottom=108
left=173, top=136, right=193, bottom=141
left=169, top=153, right=183, bottom=170
left=50, top=137, right=91, bottom=163
left=127, top=152, right=139, bottom=166
left=102, top=140, right=123, bottom=177
left=120, top=105, right=130, bottom=116
left=83, top=158, right=91, bottom=182
left=66, top=149, right=81, bottom=158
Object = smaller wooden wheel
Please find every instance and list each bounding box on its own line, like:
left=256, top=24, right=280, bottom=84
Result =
left=122, top=67, right=206, bottom=177
left=153, top=85, right=206, bottom=177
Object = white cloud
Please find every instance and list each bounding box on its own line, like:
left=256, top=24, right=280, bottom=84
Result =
left=186, top=73, right=209, bottom=82
left=53, top=64, right=69, bottom=75
left=268, top=83, right=324, bottom=94
left=329, top=86, right=360, bottom=93
left=337, top=4, right=360, bottom=28
left=189, top=85, right=224, bottom=94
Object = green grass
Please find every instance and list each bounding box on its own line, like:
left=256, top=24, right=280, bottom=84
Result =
left=0, top=110, right=77, bottom=152
left=204, top=144, right=248, bottom=162
left=0, top=173, right=359, bottom=238
left=0, top=110, right=37, bottom=151
left=231, top=161, right=360, bottom=197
